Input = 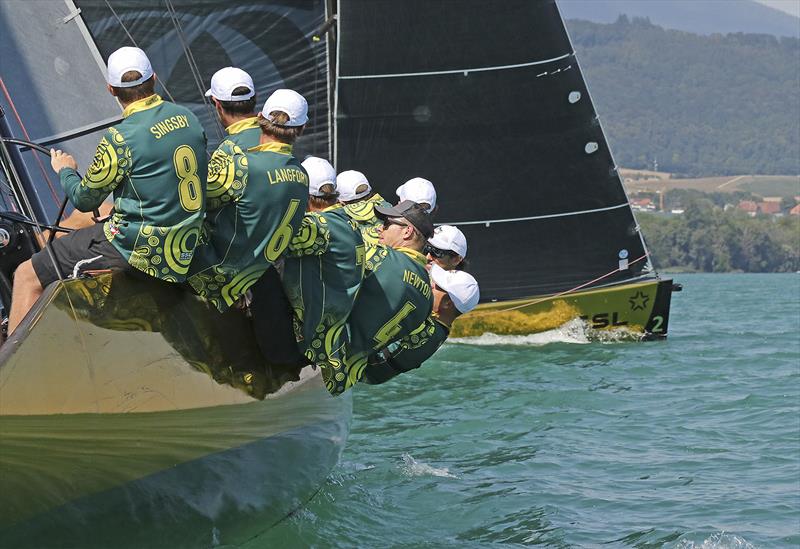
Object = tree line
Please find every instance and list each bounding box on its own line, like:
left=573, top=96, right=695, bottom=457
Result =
left=567, top=16, right=800, bottom=177
left=638, top=200, right=798, bottom=272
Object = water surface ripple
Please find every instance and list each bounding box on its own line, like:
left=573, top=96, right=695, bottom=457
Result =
left=259, top=274, right=800, bottom=548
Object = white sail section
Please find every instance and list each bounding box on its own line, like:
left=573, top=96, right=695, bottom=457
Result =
left=0, top=0, right=121, bottom=216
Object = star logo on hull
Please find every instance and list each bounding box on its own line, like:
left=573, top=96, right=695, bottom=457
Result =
left=629, top=291, right=650, bottom=311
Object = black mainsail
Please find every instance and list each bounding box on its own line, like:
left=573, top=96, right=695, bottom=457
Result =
left=336, top=0, right=648, bottom=301
left=334, top=0, right=655, bottom=301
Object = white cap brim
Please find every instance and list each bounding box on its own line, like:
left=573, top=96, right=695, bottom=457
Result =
left=430, top=264, right=480, bottom=313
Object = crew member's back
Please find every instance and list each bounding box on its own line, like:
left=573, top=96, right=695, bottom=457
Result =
left=339, top=201, right=436, bottom=391
left=102, top=94, right=207, bottom=279
left=7, top=46, right=206, bottom=336
left=188, top=89, right=310, bottom=312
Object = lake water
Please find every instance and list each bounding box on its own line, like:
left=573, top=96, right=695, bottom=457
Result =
left=259, top=274, right=800, bottom=548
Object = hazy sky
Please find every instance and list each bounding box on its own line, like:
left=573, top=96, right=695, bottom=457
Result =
left=754, top=0, right=800, bottom=18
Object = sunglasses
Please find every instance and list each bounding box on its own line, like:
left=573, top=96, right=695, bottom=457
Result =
left=382, top=218, right=409, bottom=230
left=424, top=244, right=458, bottom=258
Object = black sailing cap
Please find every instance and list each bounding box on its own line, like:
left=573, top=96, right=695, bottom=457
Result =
left=375, top=200, right=434, bottom=239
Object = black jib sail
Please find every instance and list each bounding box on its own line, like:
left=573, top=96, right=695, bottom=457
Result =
left=334, top=0, right=655, bottom=302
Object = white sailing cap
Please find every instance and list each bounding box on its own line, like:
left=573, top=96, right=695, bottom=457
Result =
left=261, top=89, right=308, bottom=127
left=107, top=47, right=153, bottom=88
left=302, top=156, right=338, bottom=197
left=396, top=177, right=437, bottom=213
left=430, top=264, right=480, bottom=314
left=337, top=170, right=371, bottom=201
left=428, top=224, right=467, bottom=257
left=205, top=67, right=255, bottom=101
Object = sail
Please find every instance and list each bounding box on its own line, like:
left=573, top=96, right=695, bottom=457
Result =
left=0, top=0, right=122, bottom=219
left=335, top=0, right=653, bottom=301
left=75, top=0, right=330, bottom=159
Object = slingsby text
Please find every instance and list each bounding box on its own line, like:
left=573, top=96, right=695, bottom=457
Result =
left=149, top=115, right=190, bottom=139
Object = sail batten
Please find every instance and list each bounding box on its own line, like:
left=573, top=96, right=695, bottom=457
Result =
left=338, top=53, right=575, bottom=80
left=438, top=202, right=631, bottom=227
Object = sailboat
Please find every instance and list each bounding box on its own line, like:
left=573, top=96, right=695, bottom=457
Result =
left=0, top=1, right=348, bottom=547
left=0, top=0, right=676, bottom=545
left=333, top=0, right=677, bottom=339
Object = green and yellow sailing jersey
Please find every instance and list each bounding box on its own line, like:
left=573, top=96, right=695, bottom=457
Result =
left=342, top=193, right=391, bottom=246
left=225, top=116, right=261, bottom=149
left=188, top=141, right=309, bottom=311
left=362, top=316, right=449, bottom=384
left=205, top=117, right=260, bottom=206
left=282, top=205, right=366, bottom=379
left=59, top=94, right=207, bottom=282
left=332, top=245, right=433, bottom=394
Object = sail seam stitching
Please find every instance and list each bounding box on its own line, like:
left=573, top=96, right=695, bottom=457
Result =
left=439, top=202, right=630, bottom=226
left=338, top=53, right=573, bottom=80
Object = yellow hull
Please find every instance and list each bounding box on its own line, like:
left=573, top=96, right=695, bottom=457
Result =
left=451, top=278, right=674, bottom=338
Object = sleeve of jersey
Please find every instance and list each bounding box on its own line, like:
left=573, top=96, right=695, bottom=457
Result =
left=394, top=315, right=438, bottom=352
left=60, top=128, right=130, bottom=212
left=206, top=140, right=246, bottom=211
left=284, top=212, right=331, bottom=257
left=361, top=318, right=444, bottom=385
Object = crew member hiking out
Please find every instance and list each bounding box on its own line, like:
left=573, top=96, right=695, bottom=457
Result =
left=337, top=170, right=390, bottom=246
left=363, top=264, right=479, bottom=384
left=275, top=157, right=366, bottom=388
left=204, top=66, right=261, bottom=172
left=7, top=47, right=207, bottom=336
left=425, top=224, right=468, bottom=271
left=333, top=201, right=436, bottom=394
left=188, top=88, right=309, bottom=312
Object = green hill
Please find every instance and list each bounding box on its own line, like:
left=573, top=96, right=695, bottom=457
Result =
left=560, top=0, right=800, bottom=38
left=567, top=17, right=800, bottom=177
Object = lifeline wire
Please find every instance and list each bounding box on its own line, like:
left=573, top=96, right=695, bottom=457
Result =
left=466, top=252, right=650, bottom=317
left=0, top=138, right=68, bottom=282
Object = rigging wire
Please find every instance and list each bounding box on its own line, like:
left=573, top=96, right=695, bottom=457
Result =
left=103, top=0, right=178, bottom=105
left=0, top=138, right=83, bottom=241
left=0, top=148, right=20, bottom=213
left=465, top=253, right=651, bottom=317
left=0, top=78, right=60, bottom=204
left=163, top=0, right=225, bottom=141
left=0, top=140, right=68, bottom=282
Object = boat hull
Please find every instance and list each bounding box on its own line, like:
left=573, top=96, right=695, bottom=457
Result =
left=450, top=278, right=674, bottom=339
left=0, top=273, right=351, bottom=547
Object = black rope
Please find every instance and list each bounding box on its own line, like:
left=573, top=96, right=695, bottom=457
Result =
left=103, top=0, right=178, bottom=104
left=164, top=0, right=225, bottom=141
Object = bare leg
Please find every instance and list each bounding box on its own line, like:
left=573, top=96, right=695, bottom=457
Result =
left=39, top=201, right=113, bottom=243
left=7, top=260, right=44, bottom=336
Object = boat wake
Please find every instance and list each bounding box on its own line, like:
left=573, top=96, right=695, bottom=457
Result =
left=399, top=453, right=458, bottom=479
left=449, top=318, right=590, bottom=346
left=673, top=532, right=758, bottom=549
left=449, top=318, right=645, bottom=346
